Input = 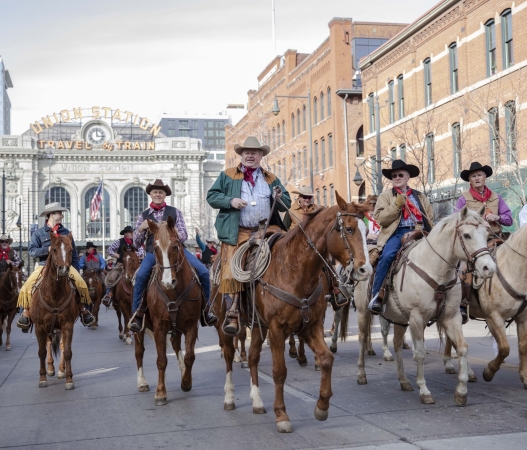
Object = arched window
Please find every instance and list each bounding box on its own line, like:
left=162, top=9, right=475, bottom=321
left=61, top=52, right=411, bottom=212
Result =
left=45, top=187, right=71, bottom=230
left=124, top=187, right=148, bottom=228
left=314, top=97, right=318, bottom=123
left=303, top=147, right=307, bottom=178
left=505, top=100, right=517, bottom=162
left=277, top=124, right=281, bottom=147
left=297, top=109, right=301, bottom=135
left=356, top=126, right=364, bottom=157
left=291, top=113, right=295, bottom=137
left=292, top=153, right=296, bottom=180
left=323, top=186, right=327, bottom=206
left=390, top=147, right=397, bottom=160
left=302, top=105, right=307, bottom=131
left=272, top=127, right=276, bottom=149
left=320, top=92, right=325, bottom=120
left=399, top=144, right=406, bottom=162
left=297, top=151, right=302, bottom=179
left=327, top=88, right=332, bottom=116
left=85, top=186, right=110, bottom=238
left=282, top=119, right=286, bottom=142
left=321, top=137, right=326, bottom=170
left=314, top=140, right=319, bottom=172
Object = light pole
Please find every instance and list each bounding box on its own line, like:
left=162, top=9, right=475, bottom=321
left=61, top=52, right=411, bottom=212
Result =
left=1, top=167, right=5, bottom=235
left=16, top=198, right=22, bottom=262
left=272, top=91, right=314, bottom=190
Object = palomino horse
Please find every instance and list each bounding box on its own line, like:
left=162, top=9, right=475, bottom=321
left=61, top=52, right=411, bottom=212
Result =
left=134, top=216, right=202, bottom=405
left=31, top=232, right=79, bottom=389
left=354, top=206, right=496, bottom=405
left=443, top=222, right=527, bottom=388
left=82, top=269, right=104, bottom=330
left=0, top=262, right=24, bottom=351
left=113, top=249, right=139, bottom=344
left=215, top=193, right=372, bottom=433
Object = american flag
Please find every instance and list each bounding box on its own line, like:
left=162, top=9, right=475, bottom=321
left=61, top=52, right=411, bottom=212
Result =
left=90, top=180, right=103, bottom=221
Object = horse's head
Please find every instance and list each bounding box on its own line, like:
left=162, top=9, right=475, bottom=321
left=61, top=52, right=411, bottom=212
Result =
left=455, top=205, right=496, bottom=282
left=149, top=216, right=184, bottom=290
left=49, top=232, right=73, bottom=276
left=3, top=261, right=24, bottom=295
left=326, top=191, right=372, bottom=282
left=122, top=247, right=140, bottom=281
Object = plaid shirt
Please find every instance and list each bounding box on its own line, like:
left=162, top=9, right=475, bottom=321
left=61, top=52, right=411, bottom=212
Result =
left=107, top=238, right=145, bottom=259
left=399, top=189, right=422, bottom=228
left=239, top=167, right=271, bottom=228
left=133, top=206, right=188, bottom=249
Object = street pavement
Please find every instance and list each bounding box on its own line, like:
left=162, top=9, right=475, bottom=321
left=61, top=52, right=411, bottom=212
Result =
left=1, top=305, right=526, bottom=450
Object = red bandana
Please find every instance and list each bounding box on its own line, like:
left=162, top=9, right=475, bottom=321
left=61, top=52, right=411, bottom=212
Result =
left=395, top=188, right=423, bottom=222
left=150, top=202, right=166, bottom=211
left=210, top=246, right=218, bottom=255
left=365, top=213, right=380, bottom=232
left=243, top=166, right=257, bottom=187
left=469, top=186, right=492, bottom=203
left=86, top=253, right=98, bottom=263
left=47, top=223, right=61, bottom=236
left=0, top=248, right=10, bottom=260
left=124, top=237, right=133, bottom=246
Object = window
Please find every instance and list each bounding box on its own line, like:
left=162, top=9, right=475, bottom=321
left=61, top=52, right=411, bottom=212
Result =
left=314, top=97, right=318, bottom=123
left=167, top=120, right=175, bottom=128
left=277, top=162, right=282, bottom=179
left=397, top=75, right=405, bottom=119
left=291, top=113, right=295, bottom=137
left=191, top=130, right=197, bottom=137
left=388, top=81, right=395, bottom=123
left=283, top=158, right=287, bottom=180
left=303, top=105, right=307, bottom=131
left=320, top=92, right=325, bottom=120
left=292, top=153, right=296, bottom=179
left=297, top=151, right=302, bottom=179
left=485, top=20, right=497, bottom=76
left=303, top=148, right=307, bottom=178
left=316, top=189, right=321, bottom=206
left=179, top=120, right=189, bottom=128
left=277, top=124, right=281, bottom=147
left=501, top=9, right=514, bottom=69
left=390, top=147, right=397, bottom=160
left=328, top=134, right=333, bottom=166
left=272, top=127, right=276, bottom=149
left=314, top=140, right=319, bottom=173
left=167, top=129, right=175, bottom=137
left=488, top=107, right=500, bottom=165
left=356, top=126, right=364, bottom=157
left=297, top=109, right=301, bottom=135
left=352, top=37, right=390, bottom=71
left=452, top=123, right=461, bottom=177
left=124, top=187, right=148, bottom=228
left=330, top=184, right=335, bottom=206
left=45, top=187, right=71, bottom=230
left=505, top=101, right=517, bottom=162
left=207, top=121, right=214, bottom=128
left=449, top=43, right=458, bottom=94
left=426, top=133, right=435, bottom=183
left=399, top=144, right=406, bottom=162
left=191, top=120, right=198, bottom=128
left=180, top=130, right=189, bottom=137
left=424, top=58, right=432, bottom=106
left=368, top=93, right=375, bottom=133
left=282, top=120, right=286, bottom=142
left=327, top=88, right=332, bottom=116
left=323, top=186, right=327, bottom=207
left=216, top=153, right=225, bottom=160
left=321, top=138, right=326, bottom=170
left=85, top=186, right=110, bottom=238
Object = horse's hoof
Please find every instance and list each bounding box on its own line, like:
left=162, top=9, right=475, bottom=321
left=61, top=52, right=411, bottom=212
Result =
left=138, top=384, right=150, bottom=392
left=403, top=343, right=411, bottom=350
left=482, top=368, right=494, bottom=382
left=420, top=394, right=435, bottom=404
left=329, top=344, right=337, bottom=354
left=46, top=369, right=55, bottom=377
left=65, top=382, right=75, bottom=390
left=224, top=402, right=235, bottom=411
left=39, top=380, right=48, bottom=388
left=253, top=406, right=266, bottom=414
left=277, top=421, right=293, bottom=433
left=357, top=375, right=367, bottom=385
left=314, top=406, right=328, bottom=421
left=445, top=367, right=457, bottom=375
left=233, top=355, right=241, bottom=363
left=91, top=325, right=97, bottom=330
left=119, top=334, right=124, bottom=340
left=297, top=358, right=308, bottom=367
left=367, top=350, right=376, bottom=356
left=57, top=371, right=65, bottom=379
left=155, top=397, right=167, bottom=406
left=314, top=365, right=321, bottom=371
left=400, top=381, right=414, bottom=391
left=468, top=374, right=477, bottom=382
left=181, top=382, right=192, bottom=392
left=5, top=345, right=11, bottom=351
left=288, top=350, right=298, bottom=359
left=126, top=337, right=132, bottom=345
left=454, top=392, right=467, bottom=406
left=384, top=355, right=394, bottom=362
left=241, top=361, right=249, bottom=369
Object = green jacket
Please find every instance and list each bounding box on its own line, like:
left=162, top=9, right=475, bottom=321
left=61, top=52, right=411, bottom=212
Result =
left=206, top=164, right=291, bottom=245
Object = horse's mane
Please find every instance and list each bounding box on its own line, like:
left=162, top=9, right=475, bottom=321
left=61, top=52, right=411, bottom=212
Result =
left=433, top=208, right=485, bottom=234
left=280, top=206, right=327, bottom=247
left=155, top=221, right=179, bottom=249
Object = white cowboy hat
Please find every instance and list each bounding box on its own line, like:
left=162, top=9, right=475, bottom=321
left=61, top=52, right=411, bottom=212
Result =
left=0, top=234, right=13, bottom=245
left=291, top=185, right=314, bottom=197
left=39, top=202, right=69, bottom=217
left=234, top=136, right=270, bottom=156
left=206, top=238, right=218, bottom=245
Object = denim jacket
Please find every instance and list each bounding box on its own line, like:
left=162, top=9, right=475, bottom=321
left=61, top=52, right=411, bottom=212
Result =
left=29, top=223, right=80, bottom=271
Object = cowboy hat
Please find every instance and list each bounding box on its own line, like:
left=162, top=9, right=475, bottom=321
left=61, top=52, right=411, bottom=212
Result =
left=0, top=234, right=13, bottom=245
left=85, top=242, right=97, bottom=249
left=39, top=202, right=69, bottom=217
left=120, top=226, right=134, bottom=235
left=291, top=185, right=314, bottom=197
left=206, top=238, right=218, bottom=245
left=146, top=179, right=172, bottom=196
left=382, top=159, right=420, bottom=179
left=234, top=136, right=270, bottom=156
left=460, top=161, right=493, bottom=182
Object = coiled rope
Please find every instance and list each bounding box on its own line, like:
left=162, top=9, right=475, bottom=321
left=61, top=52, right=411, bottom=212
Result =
left=231, top=239, right=272, bottom=283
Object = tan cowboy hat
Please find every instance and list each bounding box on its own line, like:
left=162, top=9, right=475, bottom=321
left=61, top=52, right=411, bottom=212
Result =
left=291, top=185, right=314, bottom=197
left=0, top=234, right=13, bottom=245
left=39, top=202, right=69, bottom=217
left=234, top=136, right=270, bottom=156
left=146, top=179, right=172, bottom=196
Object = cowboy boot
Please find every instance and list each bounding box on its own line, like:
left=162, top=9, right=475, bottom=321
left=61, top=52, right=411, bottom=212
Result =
left=102, top=288, right=113, bottom=307
left=200, top=302, right=218, bottom=327
left=368, top=287, right=385, bottom=315
left=129, top=310, right=144, bottom=333
left=222, top=293, right=240, bottom=335
left=17, top=309, right=31, bottom=333
left=79, top=305, right=96, bottom=327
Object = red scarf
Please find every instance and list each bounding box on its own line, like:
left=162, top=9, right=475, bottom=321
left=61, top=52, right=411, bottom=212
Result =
left=47, top=223, right=61, bottom=236
left=124, top=237, right=133, bottom=246
left=243, top=166, right=257, bottom=187
left=395, top=188, right=423, bottom=222
left=365, top=213, right=380, bottom=232
left=86, top=253, right=98, bottom=263
left=0, top=247, right=10, bottom=260
left=469, top=186, right=492, bottom=203
left=210, top=246, right=218, bottom=255
left=150, top=202, right=166, bottom=211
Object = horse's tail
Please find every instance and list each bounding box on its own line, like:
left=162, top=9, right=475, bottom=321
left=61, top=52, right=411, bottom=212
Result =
left=436, top=323, right=444, bottom=349
left=339, top=299, right=351, bottom=342
left=145, top=328, right=172, bottom=348
left=51, top=332, right=61, bottom=358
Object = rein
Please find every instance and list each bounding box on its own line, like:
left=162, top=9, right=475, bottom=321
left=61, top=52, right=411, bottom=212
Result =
left=494, top=263, right=527, bottom=327
left=37, top=277, right=75, bottom=337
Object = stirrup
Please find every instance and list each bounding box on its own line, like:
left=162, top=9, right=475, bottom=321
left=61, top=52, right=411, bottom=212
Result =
left=129, top=311, right=145, bottom=333
left=460, top=307, right=468, bottom=325
left=102, top=294, right=112, bottom=307
left=17, top=315, right=31, bottom=331
left=367, top=294, right=385, bottom=315
left=222, top=311, right=240, bottom=337
left=200, top=309, right=218, bottom=327
left=80, top=309, right=96, bottom=327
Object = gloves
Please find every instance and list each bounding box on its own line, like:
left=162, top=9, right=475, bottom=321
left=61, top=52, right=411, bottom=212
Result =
left=395, top=194, right=406, bottom=209
left=273, top=186, right=283, bottom=200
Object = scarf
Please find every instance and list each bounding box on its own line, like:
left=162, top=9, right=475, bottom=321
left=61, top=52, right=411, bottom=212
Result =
left=394, top=187, right=423, bottom=222
left=210, top=246, right=218, bottom=255
left=86, top=253, right=98, bottom=263
left=365, top=213, right=380, bottom=232
left=124, top=237, right=133, bottom=246
left=469, top=186, right=492, bottom=203
left=47, top=222, right=61, bottom=236
left=0, top=248, right=10, bottom=261
left=150, top=202, right=166, bottom=211
left=243, top=165, right=257, bottom=187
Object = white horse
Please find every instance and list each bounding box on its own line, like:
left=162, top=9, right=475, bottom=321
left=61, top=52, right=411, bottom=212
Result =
left=355, top=206, right=496, bottom=405
left=443, top=222, right=527, bottom=388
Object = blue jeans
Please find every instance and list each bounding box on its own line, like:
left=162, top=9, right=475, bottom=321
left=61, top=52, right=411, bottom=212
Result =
left=371, top=227, right=414, bottom=297
left=132, top=250, right=211, bottom=313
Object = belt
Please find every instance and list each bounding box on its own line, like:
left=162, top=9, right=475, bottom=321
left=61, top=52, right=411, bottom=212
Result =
left=399, top=226, right=415, bottom=230
left=239, top=226, right=259, bottom=232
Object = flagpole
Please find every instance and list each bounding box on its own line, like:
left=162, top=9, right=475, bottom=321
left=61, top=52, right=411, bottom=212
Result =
left=102, top=172, right=105, bottom=256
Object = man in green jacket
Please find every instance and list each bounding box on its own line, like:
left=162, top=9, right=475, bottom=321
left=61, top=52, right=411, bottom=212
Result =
left=206, top=136, right=291, bottom=334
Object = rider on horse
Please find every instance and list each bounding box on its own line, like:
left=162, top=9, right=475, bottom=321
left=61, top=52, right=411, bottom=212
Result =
left=129, top=179, right=217, bottom=332
left=17, top=202, right=95, bottom=331
left=0, top=235, right=22, bottom=278
left=283, top=185, right=319, bottom=229
left=206, top=136, right=291, bottom=335
left=195, top=228, right=218, bottom=268
left=79, top=242, right=106, bottom=272
left=101, top=226, right=144, bottom=307
left=368, top=160, right=434, bottom=314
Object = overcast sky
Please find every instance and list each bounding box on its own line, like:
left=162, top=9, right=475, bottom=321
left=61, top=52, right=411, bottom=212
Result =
left=0, top=0, right=438, bottom=134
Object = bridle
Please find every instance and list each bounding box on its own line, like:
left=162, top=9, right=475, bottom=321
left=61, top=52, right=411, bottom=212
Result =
left=453, top=220, right=491, bottom=279
left=48, top=239, right=71, bottom=280
left=155, top=235, right=185, bottom=287
left=122, top=251, right=139, bottom=281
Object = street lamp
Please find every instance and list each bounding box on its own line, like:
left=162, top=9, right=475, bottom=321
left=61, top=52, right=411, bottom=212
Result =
left=271, top=92, right=314, bottom=190
left=16, top=198, right=22, bottom=262
left=353, top=166, right=364, bottom=187
left=37, top=146, right=54, bottom=201
left=374, top=94, right=384, bottom=194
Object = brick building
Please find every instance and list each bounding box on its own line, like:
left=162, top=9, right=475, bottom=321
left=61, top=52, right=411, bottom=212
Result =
left=359, top=0, right=527, bottom=225
left=225, top=18, right=407, bottom=206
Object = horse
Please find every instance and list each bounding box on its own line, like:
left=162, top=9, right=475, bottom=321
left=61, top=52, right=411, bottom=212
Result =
left=0, top=262, right=24, bottom=351
left=82, top=269, right=104, bottom=330
left=443, top=222, right=527, bottom=388
left=354, top=206, right=496, bottom=405
left=133, top=216, right=202, bottom=405
left=30, top=232, right=79, bottom=389
left=112, top=249, right=139, bottom=345
left=214, top=192, right=372, bottom=433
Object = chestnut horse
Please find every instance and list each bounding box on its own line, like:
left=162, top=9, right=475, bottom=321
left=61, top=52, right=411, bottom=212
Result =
left=113, top=249, right=139, bottom=344
left=0, top=262, right=24, bottom=351
left=215, top=192, right=372, bottom=433
left=82, top=269, right=104, bottom=330
left=134, top=216, right=202, bottom=405
left=31, top=232, right=79, bottom=389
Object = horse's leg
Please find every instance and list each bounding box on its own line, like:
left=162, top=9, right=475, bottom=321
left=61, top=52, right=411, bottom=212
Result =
left=135, top=328, right=149, bottom=392
left=61, top=326, right=74, bottom=390
left=239, top=326, right=248, bottom=368
left=357, top=309, right=371, bottom=384
left=248, top=326, right=267, bottom=414
left=37, top=330, right=49, bottom=387
left=393, top=324, right=413, bottom=391
left=153, top=328, right=168, bottom=405
left=288, top=334, right=298, bottom=359
left=403, top=329, right=411, bottom=349
left=115, top=301, right=124, bottom=339
left=221, top=330, right=237, bottom=410
left=181, top=325, right=197, bottom=392
left=5, top=307, right=16, bottom=351
left=0, top=313, right=4, bottom=347
left=46, top=338, right=55, bottom=377
left=379, top=315, right=394, bottom=361
left=123, top=299, right=133, bottom=345
left=517, top=318, right=527, bottom=389
left=58, top=337, right=66, bottom=378
left=482, top=314, right=509, bottom=383
left=443, top=335, right=457, bottom=374
left=409, top=317, right=434, bottom=404
left=297, top=337, right=307, bottom=367
left=330, top=308, right=342, bottom=353
left=233, top=334, right=241, bottom=363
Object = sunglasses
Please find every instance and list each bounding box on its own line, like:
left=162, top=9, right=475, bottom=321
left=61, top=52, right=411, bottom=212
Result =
left=0, top=241, right=7, bottom=244
left=391, top=173, right=406, bottom=179
left=300, top=196, right=313, bottom=200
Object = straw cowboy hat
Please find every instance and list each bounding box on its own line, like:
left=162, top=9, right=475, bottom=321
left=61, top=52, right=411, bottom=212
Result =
left=0, top=234, right=13, bottom=245
left=206, top=238, right=218, bottom=245
left=39, top=202, right=69, bottom=217
left=291, top=185, right=314, bottom=197
left=120, top=226, right=134, bottom=235
left=146, top=179, right=172, bottom=196
left=460, top=161, right=493, bottom=182
left=234, top=136, right=270, bottom=156
left=382, top=159, right=420, bottom=179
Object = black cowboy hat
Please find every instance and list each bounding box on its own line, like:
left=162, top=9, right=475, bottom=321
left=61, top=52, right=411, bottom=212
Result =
left=460, top=161, right=493, bottom=182
left=146, top=179, right=172, bottom=196
left=120, top=226, right=134, bottom=235
left=86, top=241, right=97, bottom=249
left=382, top=159, right=420, bottom=179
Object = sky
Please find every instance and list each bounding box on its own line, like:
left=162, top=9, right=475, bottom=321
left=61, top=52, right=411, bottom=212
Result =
left=0, top=0, right=439, bottom=134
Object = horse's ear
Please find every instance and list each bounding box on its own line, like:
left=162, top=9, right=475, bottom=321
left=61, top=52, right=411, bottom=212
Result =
left=67, top=232, right=73, bottom=242
left=335, top=191, right=347, bottom=210
left=6, top=261, right=12, bottom=269
left=459, top=205, right=469, bottom=220
left=147, top=219, right=158, bottom=234
left=477, top=204, right=486, bottom=218
left=167, top=215, right=175, bottom=229
left=353, top=201, right=371, bottom=215
left=18, top=260, right=24, bottom=268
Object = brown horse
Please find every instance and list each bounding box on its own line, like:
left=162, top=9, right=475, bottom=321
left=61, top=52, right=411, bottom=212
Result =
left=82, top=269, right=104, bottom=330
left=215, top=192, right=372, bottom=432
left=0, top=262, right=24, bottom=351
left=31, top=232, right=79, bottom=389
left=134, top=216, right=202, bottom=405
